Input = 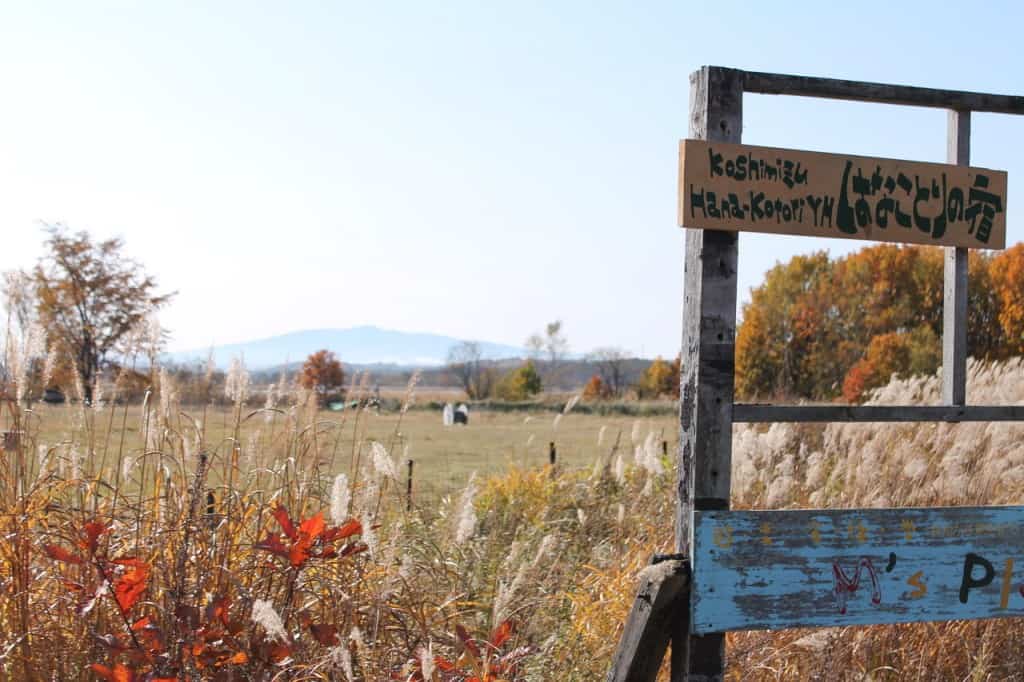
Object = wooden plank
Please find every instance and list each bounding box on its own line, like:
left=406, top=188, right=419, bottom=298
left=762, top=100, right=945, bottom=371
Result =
left=674, top=64, right=742, bottom=682
left=606, top=560, right=689, bottom=682
left=943, top=110, right=971, bottom=404
left=742, top=70, right=1024, bottom=115
left=679, top=139, right=1008, bottom=249
left=692, top=506, right=1024, bottom=633
left=732, top=404, right=1024, bottom=423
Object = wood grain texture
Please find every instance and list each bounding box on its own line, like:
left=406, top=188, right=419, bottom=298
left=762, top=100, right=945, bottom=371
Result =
left=692, top=506, right=1024, bottom=633
left=943, top=110, right=971, bottom=404
left=742, top=70, right=1024, bottom=114
left=732, top=404, right=1024, bottom=423
left=675, top=63, right=742, bottom=682
left=606, top=561, right=689, bottom=682
left=679, top=138, right=1006, bottom=249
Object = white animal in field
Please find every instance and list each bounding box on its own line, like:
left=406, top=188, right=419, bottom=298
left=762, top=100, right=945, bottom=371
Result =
left=454, top=403, right=469, bottom=425
left=443, top=403, right=454, bottom=426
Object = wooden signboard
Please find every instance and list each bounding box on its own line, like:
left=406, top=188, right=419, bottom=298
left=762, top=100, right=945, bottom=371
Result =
left=692, top=506, right=1024, bottom=634
left=678, top=139, right=1008, bottom=249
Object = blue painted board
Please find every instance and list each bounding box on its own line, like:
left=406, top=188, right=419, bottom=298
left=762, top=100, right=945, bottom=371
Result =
left=692, top=506, right=1024, bottom=634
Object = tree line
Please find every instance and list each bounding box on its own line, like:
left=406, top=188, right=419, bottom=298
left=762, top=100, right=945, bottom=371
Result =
left=736, top=243, right=1024, bottom=402
left=446, top=321, right=681, bottom=402
left=12, top=227, right=1004, bottom=410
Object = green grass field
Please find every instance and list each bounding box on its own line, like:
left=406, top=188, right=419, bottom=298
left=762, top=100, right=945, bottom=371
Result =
left=15, top=400, right=678, bottom=502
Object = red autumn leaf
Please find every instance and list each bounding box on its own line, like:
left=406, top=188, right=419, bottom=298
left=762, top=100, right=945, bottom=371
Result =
left=283, top=511, right=324, bottom=567
left=288, top=537, right=314, bottom=568
left=44, top=543, right=84, bottom=564
left=89, top=662, right=134, bottom=682
left=111, top=558, right=150, bottom=614
left=205, top=595, right=230, bottom=626
left=490, top=620, right=513, bottom=649
left=456, top=624, right=481, bottom=658
left=82, top=522, right=108, bottom=554
left=435, top=656, right=457, bottom=671
left=308, top=623, right=339, bottom=646
left=255, top=639, right=293, bottom=665
left=323, top=518, right=362, bottom=542
left=259, top=508, right=363, bottom=568
left=298, top=511, right=326, bottom=540
left=130, top=616, right=150, bottom=631
left=254, top=533, right=288, bottom=558
left=271, top=504, right=297, bottom=539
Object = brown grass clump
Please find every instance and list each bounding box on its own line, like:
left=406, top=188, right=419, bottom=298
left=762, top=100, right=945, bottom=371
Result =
left=560, top=358, right=1024, bottom=681
left=3, top=351, right=1024, bottom=679
left=0, top=350, right=550, bottom=680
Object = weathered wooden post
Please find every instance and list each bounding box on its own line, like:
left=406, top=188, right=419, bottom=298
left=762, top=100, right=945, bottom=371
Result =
left=549, top=441, right=556, bottom=467
left=673, top=65, right=742, bottom=681
left=406, top=459, right=414, bottom=511
left=943, top=109, right=970, bottom=406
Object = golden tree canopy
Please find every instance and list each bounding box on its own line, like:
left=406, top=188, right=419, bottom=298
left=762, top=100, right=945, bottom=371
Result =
left=299, top=349, right=345, bottom=401
left=33, top=226, right=173, bottom=402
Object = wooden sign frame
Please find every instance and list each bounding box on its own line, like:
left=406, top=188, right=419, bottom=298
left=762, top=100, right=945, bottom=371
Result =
left=607, top=67, right=1024, bottom=682
left=692, top=505, right=1024, bottom=633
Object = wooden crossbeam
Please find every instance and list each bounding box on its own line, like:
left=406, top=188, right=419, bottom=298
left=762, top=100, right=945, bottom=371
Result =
left=733, top=404, right=1024, bottom=423
left=742, top=70, right=1024, bottom=114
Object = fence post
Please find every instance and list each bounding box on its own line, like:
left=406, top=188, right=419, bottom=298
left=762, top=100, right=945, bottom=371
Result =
left=943, top=109, right=970, bottom=406
left=406, top=459, right=414, bottom=511
left=549, top=442, right=557, bottom=467
left=673, top=65, right=742, bottom=682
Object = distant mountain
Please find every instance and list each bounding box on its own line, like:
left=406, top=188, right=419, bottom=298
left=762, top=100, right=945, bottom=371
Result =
left=165, top=326, right=525, bottom=370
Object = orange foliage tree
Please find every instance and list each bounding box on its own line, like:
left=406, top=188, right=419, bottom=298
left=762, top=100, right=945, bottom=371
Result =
left=737, top=244, right=1014, bottom=402
left=582, top=374, right=607, bottom=400
left=989, top=243, right=1024, bottom=356
left=299, top=349, right=345, bottom=404
left=635, top=355, right=681, bottom=399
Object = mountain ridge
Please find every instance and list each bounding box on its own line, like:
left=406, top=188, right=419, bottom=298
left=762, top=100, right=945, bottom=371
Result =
left=165, top=326, right=525, bottom=370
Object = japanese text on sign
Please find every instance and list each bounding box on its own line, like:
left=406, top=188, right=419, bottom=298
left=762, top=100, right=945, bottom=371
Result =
left=678, top=139, right=1008, bottom=249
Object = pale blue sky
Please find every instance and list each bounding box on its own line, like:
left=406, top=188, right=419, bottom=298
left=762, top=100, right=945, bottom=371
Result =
left=1, top=2, right=1022, bottom=358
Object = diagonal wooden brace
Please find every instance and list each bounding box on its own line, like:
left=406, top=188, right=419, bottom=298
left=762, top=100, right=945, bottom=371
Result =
left=606, top=559, right=691, bottom=682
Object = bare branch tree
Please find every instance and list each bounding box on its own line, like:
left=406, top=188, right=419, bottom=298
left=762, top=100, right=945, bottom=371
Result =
left=446, top=341, right=494, bottom=399
left=586, top=346, right=629, bottom=398
left=525, top=320, right=569, bottom=388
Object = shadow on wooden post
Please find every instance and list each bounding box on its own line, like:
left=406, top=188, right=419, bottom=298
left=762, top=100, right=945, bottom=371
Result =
left=606, top=558, right=690, bottom=682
